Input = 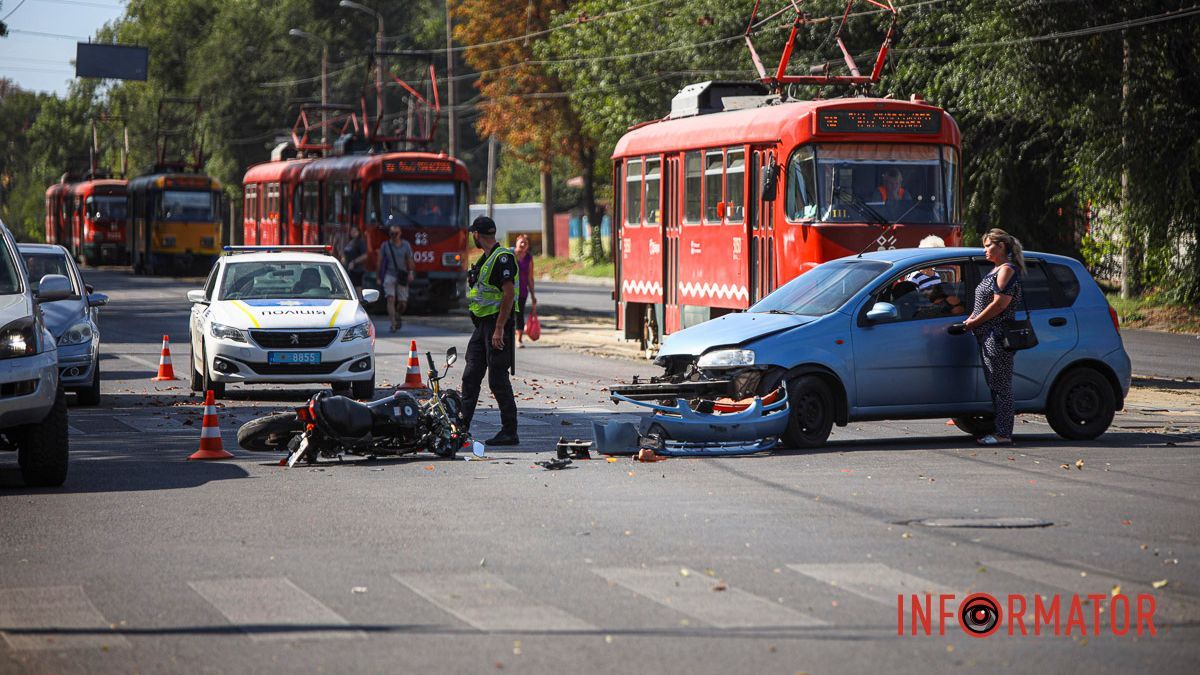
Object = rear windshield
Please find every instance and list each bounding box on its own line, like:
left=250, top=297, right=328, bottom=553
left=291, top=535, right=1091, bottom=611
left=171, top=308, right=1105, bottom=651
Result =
left=218, top=261, right=351, bottom=301
left=751, top=259, right=889, bottom=316
left=0, top=236, right=22, bottom=295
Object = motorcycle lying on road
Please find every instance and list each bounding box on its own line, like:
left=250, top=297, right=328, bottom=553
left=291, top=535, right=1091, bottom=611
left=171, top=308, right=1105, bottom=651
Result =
left=237, top=347, right=484, bottom=466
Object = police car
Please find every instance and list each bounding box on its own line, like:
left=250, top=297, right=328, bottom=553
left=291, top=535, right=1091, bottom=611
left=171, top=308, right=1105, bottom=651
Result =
left=187, top=246, right=379, bottom=399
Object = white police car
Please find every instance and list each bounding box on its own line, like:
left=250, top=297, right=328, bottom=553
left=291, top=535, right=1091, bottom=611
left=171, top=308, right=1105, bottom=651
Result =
left=187, top=246, right=379, bottom=399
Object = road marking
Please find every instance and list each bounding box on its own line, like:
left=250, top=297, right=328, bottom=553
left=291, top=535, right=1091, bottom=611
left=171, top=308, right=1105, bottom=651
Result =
left=985, top=559, right=1200, bottom=623
left=393, top=571, right=594, bottom=632
left=188, top=577, right=363, bottom=642
left=0, top=586, right=130, bottom=650
left=121, top=353, right=166, bottom=373
left=787, top=563, right=957, bottom=607
left=593, top=566, right=826, bottom=629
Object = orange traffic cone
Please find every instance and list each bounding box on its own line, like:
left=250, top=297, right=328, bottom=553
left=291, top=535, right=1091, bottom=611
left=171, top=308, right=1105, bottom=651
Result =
left=400, top=339, right=425, bottom=389
left=189, top=390, right=234, bottom=460
left=152, top=335, right=176, bottom=381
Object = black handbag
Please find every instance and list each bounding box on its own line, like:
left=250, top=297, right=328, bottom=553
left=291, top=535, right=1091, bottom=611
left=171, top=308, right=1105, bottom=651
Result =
left=1001, top=291, right=1038, bottom=352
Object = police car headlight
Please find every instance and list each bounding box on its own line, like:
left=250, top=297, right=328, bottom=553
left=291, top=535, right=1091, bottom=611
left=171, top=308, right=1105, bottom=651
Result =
left=341, top=321, right=373, bottom=342
left=58, top=322, right=94, bottom=346
left=210, top=321, right=247, bottom=343
left=697, top=348, right=755, bottom=368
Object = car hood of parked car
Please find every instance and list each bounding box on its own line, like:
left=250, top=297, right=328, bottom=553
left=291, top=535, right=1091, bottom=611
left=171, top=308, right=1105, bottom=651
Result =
left=0, top=292, right=31, bottom=326
left=657, top=311, right=819, bottom=358
left=39, top=298, right=87, bottom=338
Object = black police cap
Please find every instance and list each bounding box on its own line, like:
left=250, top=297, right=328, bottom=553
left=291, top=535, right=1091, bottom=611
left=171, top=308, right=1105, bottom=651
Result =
left=469, top=216, right=497, bottom=235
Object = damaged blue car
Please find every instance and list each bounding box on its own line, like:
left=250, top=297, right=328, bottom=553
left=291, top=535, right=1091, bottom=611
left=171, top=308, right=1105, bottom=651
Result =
left=611, top=247, right=1131, bottom=449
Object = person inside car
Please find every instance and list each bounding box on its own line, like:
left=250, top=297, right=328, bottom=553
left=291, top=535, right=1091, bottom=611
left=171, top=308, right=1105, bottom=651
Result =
left=292, top=267, right=324, bottom=295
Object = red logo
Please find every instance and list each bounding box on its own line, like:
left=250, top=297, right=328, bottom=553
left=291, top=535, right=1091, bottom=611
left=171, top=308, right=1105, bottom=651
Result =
left=898, top=592, right=1157, bottom=637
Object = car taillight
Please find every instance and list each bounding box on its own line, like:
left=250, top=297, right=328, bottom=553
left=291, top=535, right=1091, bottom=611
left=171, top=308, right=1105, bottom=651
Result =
left=1108, top=304, right=1120, bottom=332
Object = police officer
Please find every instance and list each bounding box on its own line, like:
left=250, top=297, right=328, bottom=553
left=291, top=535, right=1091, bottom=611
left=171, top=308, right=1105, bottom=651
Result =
left=461, top=215, right=520, bottom=445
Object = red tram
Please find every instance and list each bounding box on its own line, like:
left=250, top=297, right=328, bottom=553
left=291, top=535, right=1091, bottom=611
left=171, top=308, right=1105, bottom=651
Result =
left=242, top=157, right=311, bottom=246
left=44, top=175, right=129, bottom=265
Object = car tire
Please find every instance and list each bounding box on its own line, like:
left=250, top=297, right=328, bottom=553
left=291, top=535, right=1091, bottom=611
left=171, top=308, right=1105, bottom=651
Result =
left=189, top=342, right=203, bottom=393
left=75, top=358, right=101, bottom=406
left=351, top=377, right=376, bottom=400
left=237, top=412, right=303, bottom=452
left=783, top=375, right=835, bottom=449
left=1046, top=367, right=1116, bottom=440
left=201, top=346, right=225, bottom=398
left=951, top=415, right=995, bottom=437
left=16, top=385, right=69, bottom=487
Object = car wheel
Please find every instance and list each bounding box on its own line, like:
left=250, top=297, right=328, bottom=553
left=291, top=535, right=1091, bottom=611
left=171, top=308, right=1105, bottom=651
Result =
left=189, top=342, right=203, bottom=393
left=951, top=415, right=995, bottom=437
left=783, top=375, right=835, bottom=449
left=16, top=385, right=69, bottom=487
left=75, top=358, right=101, bottom=406
left=201, top=346, right=225, bottom=398
left=351, top=377, right=375, bottom=400
left=1046, top=367, right=1115, bottom=440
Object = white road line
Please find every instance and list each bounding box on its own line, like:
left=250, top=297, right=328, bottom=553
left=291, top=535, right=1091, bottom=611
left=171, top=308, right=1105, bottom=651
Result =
left=593, top=566, right=826, bottom=629
left=188, top=577, right=364, bottom=642
left=0, top=586, right=130, bottom=650
left=121, top=353, right=166, bottom=373
left=985, top=559, right=1200, bottom=623
left=787, top=563, right=958, bottom=607
left=393, top=571, right=594, bottom=632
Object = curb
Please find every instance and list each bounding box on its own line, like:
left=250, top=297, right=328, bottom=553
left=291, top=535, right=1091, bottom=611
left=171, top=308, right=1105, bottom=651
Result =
left=564, top=274, right=614, bottom=287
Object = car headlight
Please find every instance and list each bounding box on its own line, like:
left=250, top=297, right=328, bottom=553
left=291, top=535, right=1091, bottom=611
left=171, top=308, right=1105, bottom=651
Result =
left=341, top=321, right=373, bottom=342
left=210, top=321, right=247, bottom=343
left=697, top=348, right=756, bottom=368
left=58, top=322, right=95, bottom=346
left=0, top=317, right=39, bottom=359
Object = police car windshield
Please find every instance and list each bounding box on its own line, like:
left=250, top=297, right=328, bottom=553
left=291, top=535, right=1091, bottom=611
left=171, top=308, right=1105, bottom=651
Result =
left=750, top=259, right=889, bottom=316
left=218, top=261, right=352, bottom=301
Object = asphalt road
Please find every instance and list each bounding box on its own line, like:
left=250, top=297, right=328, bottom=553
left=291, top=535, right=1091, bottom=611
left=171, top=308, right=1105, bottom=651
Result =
left=1, top=269, right=1198, bottom=674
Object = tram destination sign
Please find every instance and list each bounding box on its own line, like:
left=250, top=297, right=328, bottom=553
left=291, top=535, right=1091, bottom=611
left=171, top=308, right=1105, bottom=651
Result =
left=384, top=159, right=455, bottom=175
left=816, top=109, right=942, bottom=135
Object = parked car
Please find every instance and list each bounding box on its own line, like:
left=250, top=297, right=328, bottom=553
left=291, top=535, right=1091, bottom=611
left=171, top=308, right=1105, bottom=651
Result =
left=188, top=246, right=380, bottom=399
left=18, top=244, right=108, bottom=405
left=616, top=247, right=1131, bottom=448
left=0, top=221, right=73, bottom=486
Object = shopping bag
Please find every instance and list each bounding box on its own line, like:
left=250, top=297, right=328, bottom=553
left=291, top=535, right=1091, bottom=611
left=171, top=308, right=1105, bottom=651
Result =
left=526, top=306, right=541, bottom=341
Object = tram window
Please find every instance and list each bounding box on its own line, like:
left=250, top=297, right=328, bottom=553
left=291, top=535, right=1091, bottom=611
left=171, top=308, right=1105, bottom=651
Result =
left=624, top=159, right=642, bottom=227
left=303, top=181, right=320, bottom=223
left=87, top=195, right=126, bottom=220
left=704, top=150, right=723, bottom=223
left=159, top=190, right=216, bottom=222
left=326, top=182, right=348, bottom=225
left=267, top=183, right=281, bottom=220
left=244, top=185, right=258, bottom=222
left=377, top=181, right=460, bottom=227
left=683, top=151, right=702, bottom=224
left=785, top=147, right=818, bottom=220
left=725, top=149, right=745, bottom=222
left=292, top=184, right=303, bottom=224
left=808, top=144, right=948, bottom=224
left=643, top=158, right=661, bottom=225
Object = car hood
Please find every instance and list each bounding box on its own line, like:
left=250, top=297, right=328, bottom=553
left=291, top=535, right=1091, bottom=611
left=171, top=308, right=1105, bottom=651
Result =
left=210, top=298, right=364, bottom=330
left=39, top=298, right=88, bottom=337
left=0, top=292, right=31, bottom=327
left=657, top=311, right=818, bottom=358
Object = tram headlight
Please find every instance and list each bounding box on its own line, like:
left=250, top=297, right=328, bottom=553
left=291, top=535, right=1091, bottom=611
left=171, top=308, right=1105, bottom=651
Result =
left=210, top=321, right=247, bottom=343
left=697, top=348, right=756, bottom=368
left=58, top=322, right=94, bottom=346
left=442, top=252, right=463, bottom=267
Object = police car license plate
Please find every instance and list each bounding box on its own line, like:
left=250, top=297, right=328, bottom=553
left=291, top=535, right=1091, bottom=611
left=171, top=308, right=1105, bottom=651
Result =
left=268, top=352, right=321, bottom=365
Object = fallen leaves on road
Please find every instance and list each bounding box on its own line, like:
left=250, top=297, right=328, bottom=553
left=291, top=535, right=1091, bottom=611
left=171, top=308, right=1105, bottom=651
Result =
left=1075, top=459, right=1084, bottom=470
left=1111, top=584, right=1121, bottom=597
left=352, top=587, right=367, bottom=594
left=605, top=457, right=618, bottom=463
left=1060, top=463, right=1071, bottom=470
left=712, top=581, right=728, bottom=592
left=1152, top=579, right=1169, bottom=589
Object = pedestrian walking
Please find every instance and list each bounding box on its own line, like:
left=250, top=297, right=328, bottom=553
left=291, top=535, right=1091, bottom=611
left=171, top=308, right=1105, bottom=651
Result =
left=378, top=225, right=415, bottom=332
left=342, top=225, right=367, bottom=290
left=513, top=234, right=537, bottom=348
left=960, top=228, right=1025, bottom=446
left=460, top=216, right=520, bottom=446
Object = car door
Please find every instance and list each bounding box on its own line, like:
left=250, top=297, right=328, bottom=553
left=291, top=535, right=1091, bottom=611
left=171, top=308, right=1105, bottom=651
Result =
left=852, top=259, right=983, bottom=409
left=969, top=258, right=1079, bottom=402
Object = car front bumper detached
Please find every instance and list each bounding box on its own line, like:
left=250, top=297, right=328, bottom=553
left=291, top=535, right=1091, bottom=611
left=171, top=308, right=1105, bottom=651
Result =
left=600, top=387, right=790, bottom=456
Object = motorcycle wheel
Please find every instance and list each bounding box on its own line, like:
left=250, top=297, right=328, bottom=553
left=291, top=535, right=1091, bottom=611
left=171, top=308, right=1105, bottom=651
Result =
left=430, top=391, right=466, bottom=458
left=238, top=412, right=304, bottom=452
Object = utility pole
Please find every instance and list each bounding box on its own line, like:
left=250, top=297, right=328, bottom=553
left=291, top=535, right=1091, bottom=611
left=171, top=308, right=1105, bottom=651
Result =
left=288, top=29, right=329, bottom=147
left=446, top=0, right=457, bottom=157
left=541, top=170, right=554, bottom=257
left=486, top=136, right=497, bottom=219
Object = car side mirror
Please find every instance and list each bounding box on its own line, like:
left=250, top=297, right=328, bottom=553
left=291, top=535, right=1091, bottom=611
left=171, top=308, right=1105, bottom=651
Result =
left=87, top=293, right=109, bottom=307
left=187, top=289, right=208, bottom=304
left=361, top=288, right=380, bottom=304
left=866, top=302, right=899, bottom=323
left=445, top=346, right=457, bottom=368
left=36, top=274, right=72, bottom=302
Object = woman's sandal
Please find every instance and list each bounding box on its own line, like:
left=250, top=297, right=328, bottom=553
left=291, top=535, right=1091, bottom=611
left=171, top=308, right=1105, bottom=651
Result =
left=977, top=435, right=1013, bottom=446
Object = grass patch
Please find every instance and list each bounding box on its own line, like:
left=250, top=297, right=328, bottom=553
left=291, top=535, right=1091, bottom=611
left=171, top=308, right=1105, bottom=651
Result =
left=1105, top=291, right=1200, bottom=334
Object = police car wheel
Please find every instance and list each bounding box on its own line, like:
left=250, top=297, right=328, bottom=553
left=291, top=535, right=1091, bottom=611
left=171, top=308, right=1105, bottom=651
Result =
left=783, top=375, right=834, bottom=449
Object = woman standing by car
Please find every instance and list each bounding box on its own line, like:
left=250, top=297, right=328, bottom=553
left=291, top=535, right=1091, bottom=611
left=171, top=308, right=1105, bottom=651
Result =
left=514, top=234, right=537, bottom=347
left=961, top=229, right=1025, bottom=446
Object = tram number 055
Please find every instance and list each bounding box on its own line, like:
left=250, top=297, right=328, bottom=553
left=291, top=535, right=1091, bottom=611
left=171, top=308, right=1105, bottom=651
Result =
left=413, top=250, right=436, bottom=263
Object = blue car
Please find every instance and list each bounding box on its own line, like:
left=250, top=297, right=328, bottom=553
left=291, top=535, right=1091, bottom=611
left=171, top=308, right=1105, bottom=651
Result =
left=615, top=248, right=1131, bottom=448
left=18, top=244, right=109, bottom=406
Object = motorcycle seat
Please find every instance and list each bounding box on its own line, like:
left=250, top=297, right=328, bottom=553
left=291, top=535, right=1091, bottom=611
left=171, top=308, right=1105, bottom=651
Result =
left=313, top=394, right=374, bottom=441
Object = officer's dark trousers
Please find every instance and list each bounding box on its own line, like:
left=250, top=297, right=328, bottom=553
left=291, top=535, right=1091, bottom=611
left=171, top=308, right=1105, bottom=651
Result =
left=461, top=314, right=517, bottom=435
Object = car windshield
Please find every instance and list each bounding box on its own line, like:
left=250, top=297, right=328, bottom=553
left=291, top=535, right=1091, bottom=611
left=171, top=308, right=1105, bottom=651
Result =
left=22, top=253, right=79, bottom=296
left=0, top=236, right=22, bottom=295
left=159, top=190, right=215, bottom=222
left=750, top=259, right=889, bottom=316
left=218, top=261, right=352, bottom=301
left=375, top=181, right=462, bottom=228
left=88, top=195, right=127, bottom=220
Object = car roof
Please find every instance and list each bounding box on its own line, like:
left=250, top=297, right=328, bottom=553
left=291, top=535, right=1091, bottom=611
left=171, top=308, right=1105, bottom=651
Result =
left=17, top=243, right=70, bottom=256
left=854, top=247, right=1080, bottom=267
left=218, top=252, right=341, bottom=265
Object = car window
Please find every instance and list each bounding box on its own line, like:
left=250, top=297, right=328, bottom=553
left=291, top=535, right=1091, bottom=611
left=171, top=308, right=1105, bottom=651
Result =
left=1049, top=263, right=1080, bottom=306
left=22, top=252, right=81, bottom=297
left=876, top=262, right=968, bottom=321
left=0, top=235, right=22, bottom=295
left=218, top=261, right=352, bottom=301
left=970, top=260, right=1053, bottom=311
left=203, top=266, right=219, bottom=301
left=751, top=259, right=889, bottom=316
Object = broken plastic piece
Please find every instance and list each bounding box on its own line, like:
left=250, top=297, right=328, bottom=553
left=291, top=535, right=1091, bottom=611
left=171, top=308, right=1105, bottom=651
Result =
left=535, top=458, right=573, bottom=470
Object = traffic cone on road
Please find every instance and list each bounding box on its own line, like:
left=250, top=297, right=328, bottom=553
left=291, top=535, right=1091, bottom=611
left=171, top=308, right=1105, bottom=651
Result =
left=189, top=390, right=234, bottom=461
left=400, top=339, right=425, bottom=389
left=152, top=335, right=176, bottom=381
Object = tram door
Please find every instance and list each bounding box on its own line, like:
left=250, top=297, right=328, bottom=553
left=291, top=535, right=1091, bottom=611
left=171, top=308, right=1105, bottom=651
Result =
left=750, top=148, right=777, bottom=303
left=663, top=156, right=681, bottom=335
